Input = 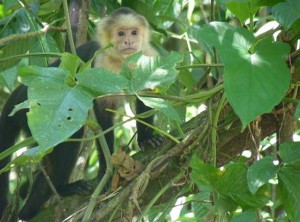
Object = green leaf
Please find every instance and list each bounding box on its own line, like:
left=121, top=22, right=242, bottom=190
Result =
left=124, top=52, right=182, bottom=93
left=193, top=22, right=290, bottom=128
left=294, top=103, right=300, bottom=119
left=247, top=156, right=279, bottom=194
left=28, top=33, right=60, bottom=67
left=230, top=210, right=258, bottom=222
left=19, top=66, right=92, bottom=150
left=190, top=156, right=268, bottom=209
left=0, top=38, right=30, bottom=72
left=76, top=68, right=129, bottom=96
left=138, top=96, right=180, bottom=121
left=254, top=0, right=284, bottom=7
left=19, top=65, right=129, bottom=150
left=19, top=66, right=66, bottom=84
left=9, top=100, right=29, bottom=117
left=217, top=163, right=268, bottom=208
left=0, top=65, right=18, bottom=91
left=224, top=0, right=259, bottom=24
left=180, top=192, right=213, bottom=220
left=189, top=155, right=220, bottom=189
left=60, top=52, right=81, bottom=77
left=3, top=0, right=18, bottom=10
left=278, top=142, right=300, bottom=163
left=278, top=161, right=300, bottom=221
left=0, top=146, right=53, bottom=174
left=227, top=38, right=290, bottom=128
left=26, top=73, right=94, bottom=150
left=272, top=0, right=300, bottom=30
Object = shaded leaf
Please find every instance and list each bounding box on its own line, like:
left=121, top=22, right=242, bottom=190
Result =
left=138, top=96, right=180, bottom=122
left=272, top=0, right=300, bottom=30
left=217, top=163, right=268, bottom=208
left=189, top=155, right=220, bottom=189
left=0, top=65, right=18, bottom=91
left=230, top=210, right=258, bottom=222
left=278, top=142, right=300, bottom=163
left=0, top=146, right=52, bottom=174
left=247, top=156, right=279, bottom=194
left=278, top=161, right=300, bottom=221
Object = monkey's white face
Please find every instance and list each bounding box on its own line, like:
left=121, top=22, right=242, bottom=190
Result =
left=113, top=28, right=143, bottom=55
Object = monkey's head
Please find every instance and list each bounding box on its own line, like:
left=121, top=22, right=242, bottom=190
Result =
left=97, top=7, right=152, bottom=58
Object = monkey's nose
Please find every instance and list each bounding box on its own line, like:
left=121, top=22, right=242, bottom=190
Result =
left=124, top=40, right=133, bottom=45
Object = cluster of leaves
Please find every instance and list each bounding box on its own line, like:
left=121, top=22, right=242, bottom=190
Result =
left=1, top=0, right=300, bottom=221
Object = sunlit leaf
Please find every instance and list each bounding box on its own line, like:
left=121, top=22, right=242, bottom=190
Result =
left=193, top=22, right=290, bottom=128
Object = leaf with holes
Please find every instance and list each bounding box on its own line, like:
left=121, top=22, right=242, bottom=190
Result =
left=19, top=65, right=130, bottom=150
left=24, top=67, right=94, bottom=150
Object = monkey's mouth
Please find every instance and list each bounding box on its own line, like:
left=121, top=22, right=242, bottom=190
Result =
left=122, top=48, right=138, bottom=54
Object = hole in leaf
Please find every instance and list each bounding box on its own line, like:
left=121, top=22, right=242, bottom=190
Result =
left=67, top=116, right=72, bottom=121
left=68, top=108, right=73, bottom=112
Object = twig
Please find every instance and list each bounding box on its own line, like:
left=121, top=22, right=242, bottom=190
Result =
left=0, top=25, right=65, bottom=46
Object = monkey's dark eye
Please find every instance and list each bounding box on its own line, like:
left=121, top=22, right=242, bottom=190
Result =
left=132, top=30, right=138, bottom=35
left=118, top=31, right=125, bottom=36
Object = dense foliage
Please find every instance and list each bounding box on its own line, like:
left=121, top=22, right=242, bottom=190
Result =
left=0, top=0, right=300, bottom=221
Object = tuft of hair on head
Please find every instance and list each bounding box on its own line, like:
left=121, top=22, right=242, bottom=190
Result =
left=96, top=7, right=151, bottom=48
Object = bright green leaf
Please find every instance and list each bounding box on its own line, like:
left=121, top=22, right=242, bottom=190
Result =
left=60, top=52, right=81, bottom=77
left=224, top=0, right=259, bottom=24
left=247, top=156, right=279, bottom=194
left=225, top=38, right=290, bottom=128
left=278, top=161, right=300, bottom=221
left=193, top=22, right=290, bottom=128
left=278, top=142, right=300, bottom=163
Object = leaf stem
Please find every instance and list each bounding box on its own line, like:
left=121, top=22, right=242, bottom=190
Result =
left=62, top=0, right=76, bottom=54
left=212, top=93, right=226, bottom=166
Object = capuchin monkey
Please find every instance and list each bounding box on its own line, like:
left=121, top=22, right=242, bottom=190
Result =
left=0, top=7, right=159, bottom=220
